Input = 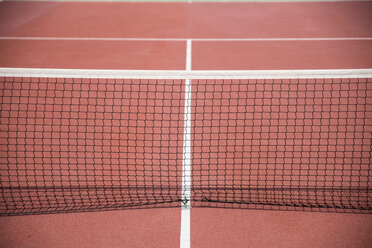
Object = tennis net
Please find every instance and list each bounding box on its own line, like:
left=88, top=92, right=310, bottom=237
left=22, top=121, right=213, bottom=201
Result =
left=0, top=68, right=371, bottom=216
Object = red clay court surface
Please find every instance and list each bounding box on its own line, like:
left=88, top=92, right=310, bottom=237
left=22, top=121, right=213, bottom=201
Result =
left=0, top=1, right=372, bottom=248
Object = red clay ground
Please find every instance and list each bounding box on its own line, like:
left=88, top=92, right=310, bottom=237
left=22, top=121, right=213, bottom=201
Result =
left=193, top=40, right=372, bottom=70
left=0, top=1, right=372, bottom=248
left=1, top=2, right=372, bottom=38
left=0, top=40, right=187, bottom=69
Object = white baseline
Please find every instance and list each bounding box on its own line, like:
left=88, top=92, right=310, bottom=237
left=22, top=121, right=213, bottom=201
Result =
left=1, top=36, right=372, bottom=42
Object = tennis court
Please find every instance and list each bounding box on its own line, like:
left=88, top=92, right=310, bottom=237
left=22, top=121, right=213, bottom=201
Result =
left=0, top=0, right=372, bottom=247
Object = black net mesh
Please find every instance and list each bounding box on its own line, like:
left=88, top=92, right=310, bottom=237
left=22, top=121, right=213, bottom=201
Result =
left=191, top=78, right=371, bottom=212
left=0, top=77, right=185, bottom=215
left=0, top=76, right=371, bottom=216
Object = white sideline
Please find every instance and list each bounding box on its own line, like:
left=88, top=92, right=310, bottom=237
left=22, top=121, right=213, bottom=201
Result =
left=1, top=68, right=372, bottom=79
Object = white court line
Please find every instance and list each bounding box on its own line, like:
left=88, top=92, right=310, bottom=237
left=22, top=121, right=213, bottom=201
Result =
left=180, top=39, right=192, bottom=248
left=0, top=37, right=187, bottom=41
left=3, top=0, right=372, bottom=2
left=1, top=68, right=372, bottom=79
left=186, top=40, right=192, bottom=71
left=193, top=37, right=372, bottom=41
left=1, top=36, right=372, bottom=41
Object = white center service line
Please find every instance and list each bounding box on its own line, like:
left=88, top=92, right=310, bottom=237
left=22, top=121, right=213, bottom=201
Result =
left=180, top=39, right=192, bottom=248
